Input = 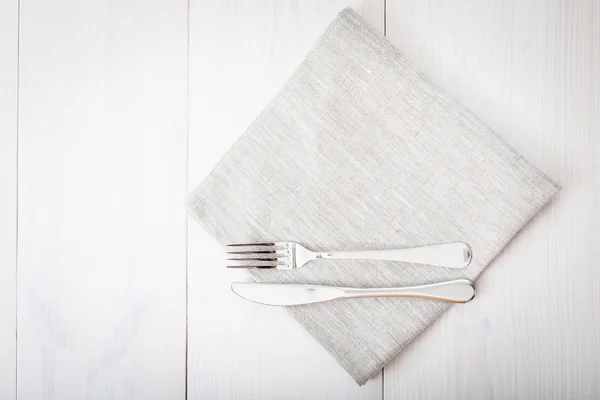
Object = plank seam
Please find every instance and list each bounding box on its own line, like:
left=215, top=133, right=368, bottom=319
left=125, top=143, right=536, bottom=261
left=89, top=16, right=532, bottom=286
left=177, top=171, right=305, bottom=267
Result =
left=185, top=0, right=191, bottom=399
left=15, top=0, right=21, bottom=398
left=382, top=1, right=387, bottom=398
left=383, top=0, right=387, bottom=36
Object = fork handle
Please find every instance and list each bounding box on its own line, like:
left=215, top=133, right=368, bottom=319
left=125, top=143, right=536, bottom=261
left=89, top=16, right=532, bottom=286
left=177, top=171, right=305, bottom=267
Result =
left=318, top=242, right=472, bottom=269
left=343, top=279, right=475, bottom=303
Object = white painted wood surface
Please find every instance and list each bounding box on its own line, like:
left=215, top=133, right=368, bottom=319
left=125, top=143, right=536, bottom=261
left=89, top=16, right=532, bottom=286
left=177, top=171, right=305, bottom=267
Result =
left=0, top=0, right=18, bottom=397
left=17, top=0, right=188, bottom=398
left=186, top=2, right=383, bottom=399
left=5, top=0, right=599, bottom=398
left=385, top=0, right=600, bottom=398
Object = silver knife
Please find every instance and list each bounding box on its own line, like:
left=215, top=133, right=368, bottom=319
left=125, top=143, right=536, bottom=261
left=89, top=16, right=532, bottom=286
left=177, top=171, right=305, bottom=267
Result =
left=231, top=279, right=475, bottom=306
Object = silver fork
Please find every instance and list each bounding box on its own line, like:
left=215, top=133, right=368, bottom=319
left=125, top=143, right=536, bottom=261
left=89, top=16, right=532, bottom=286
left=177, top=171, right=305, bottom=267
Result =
left=226, top=241, right=472, bottom=270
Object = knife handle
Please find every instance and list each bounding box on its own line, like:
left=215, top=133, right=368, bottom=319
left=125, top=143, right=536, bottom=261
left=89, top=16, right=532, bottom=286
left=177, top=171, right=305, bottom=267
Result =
left=319, top=242, right=472, bottom=269
left=343, top=279, right=475, bottom=303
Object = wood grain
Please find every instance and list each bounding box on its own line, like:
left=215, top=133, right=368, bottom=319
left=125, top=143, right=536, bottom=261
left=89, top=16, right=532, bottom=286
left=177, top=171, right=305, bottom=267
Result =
left=384, top=0, right=600, bottom=398
left=17, top=0, right=188, bottom=398
left=186, top=1, right=384, bottom=399
left=0, top=0, right=18, bottom=397
left=8, top=0, right=598, bottom=397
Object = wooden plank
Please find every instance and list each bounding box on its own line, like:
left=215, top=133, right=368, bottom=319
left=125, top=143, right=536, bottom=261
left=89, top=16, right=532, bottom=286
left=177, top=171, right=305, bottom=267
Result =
left=187, top=1, right=384, bottom=398
left=17, top=0, right=188, bottom=398
left=385, top=0, right=600, bottom=398
left=0, top=0, right=18, bottom=397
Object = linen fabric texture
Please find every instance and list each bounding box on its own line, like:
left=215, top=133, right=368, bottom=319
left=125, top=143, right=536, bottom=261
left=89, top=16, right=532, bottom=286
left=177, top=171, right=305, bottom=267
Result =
left=187, top=8, right=560, bottom=385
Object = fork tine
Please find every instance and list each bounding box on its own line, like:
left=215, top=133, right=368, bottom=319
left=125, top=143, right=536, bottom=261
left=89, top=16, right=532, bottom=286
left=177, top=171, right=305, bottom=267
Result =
left=227, top=257, right=286, bottom=263
left=226, top=242, right=276, bottom=247
left=227, top=254, right=287, bottom=267
left=227, top=252, right=288, bottom=260
left=227, top=250, right=287, bottom=256
left=227, top=256, right=287, bottom=261
left=226, top=259, right=285, bottom=268
left=226, top=243, right=287, bottom=255
left=226, top=244, right=284, bottom=252
left=226, top=250, right=280, bottom=254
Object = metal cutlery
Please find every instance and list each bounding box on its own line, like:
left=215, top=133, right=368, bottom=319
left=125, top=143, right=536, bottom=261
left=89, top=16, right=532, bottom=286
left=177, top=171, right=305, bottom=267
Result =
left=226, top=241, right=472, bottom=270
left=231, top=279, right=475, bottom=305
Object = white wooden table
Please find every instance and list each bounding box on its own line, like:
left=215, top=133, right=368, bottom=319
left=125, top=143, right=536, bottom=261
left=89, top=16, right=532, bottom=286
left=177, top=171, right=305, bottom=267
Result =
left=2, top=0, right=598, bottom=398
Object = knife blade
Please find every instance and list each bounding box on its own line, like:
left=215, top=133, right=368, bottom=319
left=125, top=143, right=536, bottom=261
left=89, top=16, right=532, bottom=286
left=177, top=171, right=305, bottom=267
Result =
left=231, top=282, right=345, bottom=306
left=231, top=279, right=475, bottom=306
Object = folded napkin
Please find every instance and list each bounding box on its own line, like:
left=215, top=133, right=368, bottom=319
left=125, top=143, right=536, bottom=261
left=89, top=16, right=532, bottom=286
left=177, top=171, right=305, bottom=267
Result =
left=187, top=8, right=560, bottom=385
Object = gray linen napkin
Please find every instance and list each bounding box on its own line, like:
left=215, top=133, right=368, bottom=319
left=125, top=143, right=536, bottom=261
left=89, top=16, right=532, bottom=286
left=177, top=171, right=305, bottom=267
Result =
left=187, top=8, right=560, bottom=385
